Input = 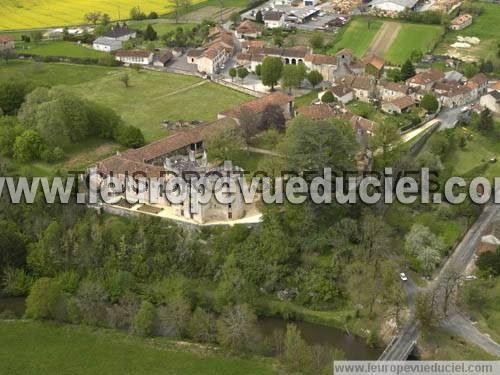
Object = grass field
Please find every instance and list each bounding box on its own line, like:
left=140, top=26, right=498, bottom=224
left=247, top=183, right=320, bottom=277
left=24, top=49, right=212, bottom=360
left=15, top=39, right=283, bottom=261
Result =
left=435, top=2, right=500, bottom=62
left=16, top=40, right=107, bottom=59
left=0, top=320, right=276, bottom=374
left=0, top=60, right=116, bottom=86
left=329, top=17, right=383, bottom=58
left=0, top=0, right=205, bottom=30
left=128, top=20, right=197, bottom=36
left=384, top=23, right=444, bottom=65
left=68, top=69, right=252, bottom=142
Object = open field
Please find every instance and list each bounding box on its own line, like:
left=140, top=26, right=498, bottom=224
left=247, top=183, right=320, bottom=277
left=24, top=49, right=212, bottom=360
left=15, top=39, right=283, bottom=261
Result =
left=16, top=40, right=107, bottom=59
left=68, top=68, right=252, bottom=142
left=127, top=20, right=197, bottom=36
left=0, top=320, right=275, bottom=374
left=364, top=22, right=401, bottom=58
left=329, top=17, right=383, bottom=58
left=0, top=0, right=205, bottom=30
left=434, top=2, right=500, bottom=62
left=384, top=23, right=444, bottom=65
left=0, top=60, right=116, bottom=86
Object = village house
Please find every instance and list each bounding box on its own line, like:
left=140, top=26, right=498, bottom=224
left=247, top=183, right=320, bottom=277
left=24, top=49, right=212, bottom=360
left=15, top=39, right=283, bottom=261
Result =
left=171, top=47, right=183, bottom=57
left=450, top=14, right=473, bottom=30
left=437, top=83, right=474, bottom=108
left=480, top=91, right=500, bottom=114
left=341, top=110, right=377, bottom=146
left=93, top=37, right=122, bottom=52
left=364, top=55, right=385, bottom=78
left=470, top=73, right=488, bottom=96
left=406, top=69, right=444, bottom=91
left=241, top=40, right=263, bottom=53
left=304, top=53, right=337, bottom=82
left=235, top=20, right=262, bottom=39
left=329, top=84, right=354, bottom=104
left=91, top=118, right=246, bottom=224
left=187, top=29, right=235, bottom=75
left=444, top=70, right=465, bottom=83
left=0, top=35, right=14, bottom=51
left=115, top=50, right=154, bottom=65
left=263, top=11, right=286, bottom=29
left=377, top=80, right=409, bottom=102
left=295, top=104, right=334, bottom=120
left=153, top=50, right=174, bottom=68
left=382, top=95, right=415, bottom=114
left=218, top=92, right=294, bottom=123
left=338, top=75, right=377, bottom=103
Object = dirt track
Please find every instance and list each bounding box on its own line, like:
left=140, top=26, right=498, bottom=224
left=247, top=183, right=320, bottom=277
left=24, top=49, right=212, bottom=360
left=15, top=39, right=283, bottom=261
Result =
left=364, top=22, right=401, bottom=58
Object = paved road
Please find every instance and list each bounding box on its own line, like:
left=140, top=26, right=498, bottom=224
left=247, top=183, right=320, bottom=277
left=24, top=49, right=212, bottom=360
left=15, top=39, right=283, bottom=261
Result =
left=443, top=313, right=500, bottom=357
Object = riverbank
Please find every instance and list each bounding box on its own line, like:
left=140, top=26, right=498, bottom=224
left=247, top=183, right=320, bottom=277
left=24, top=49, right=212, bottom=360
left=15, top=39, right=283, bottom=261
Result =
left=0, top=320, right=277, bottom=374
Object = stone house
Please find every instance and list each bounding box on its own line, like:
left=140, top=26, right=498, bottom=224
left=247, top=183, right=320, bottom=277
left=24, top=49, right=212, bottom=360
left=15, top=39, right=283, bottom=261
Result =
left=480, top=91, right=500, bottom=114
left=235, top=20, right=262, bottom=39
left=153, top=50, right=174, bottom=67
left=377, top=80, right=408, bottom=102
left=364, top=55, right=385, bottom=78
left=304, top=53, right=337, bottom=82
left=406, top=69, right=444, bottom=91
left=382, top=95, right=415, bottom=114
left=329, top=84, right=354, bottom=104
left=187, top=30, right=235, bottom=74
left=338, top=75, right=377, bottom=103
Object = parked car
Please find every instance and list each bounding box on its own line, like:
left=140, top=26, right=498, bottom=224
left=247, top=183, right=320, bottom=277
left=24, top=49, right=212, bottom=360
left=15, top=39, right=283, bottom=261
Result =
left=400, top=272, right=408, bottom=281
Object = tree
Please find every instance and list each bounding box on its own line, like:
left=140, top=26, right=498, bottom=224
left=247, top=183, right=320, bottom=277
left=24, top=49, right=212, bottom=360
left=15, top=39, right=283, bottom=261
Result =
left=321, top=90, right=335, bottom=103
left=281, top=64, right=302, bottom=94
left=261, top=57, right=283, bottom=91
left=0, top=48, right=16, bottom=64
left=400, top=59, right=416, bottom=81
left=476, top=247, right=500, bottom=276
left=76, top=280, right=108, bottom=326
left=369, top=122, right=400, bottom=163
left=130, top=6, right=146, bottom=20
left=416, top=289, right=441, bottom=330
left=310, top=31, right=324, bottom=51
left=462, top=63, right=479, bottom=78
left=405, top=224, right=444, bottom=276
left=255, top=64, right=262, bottom=76
left=84, top=11, right=101, bottom=25
left=237, top=67, right=249, bottom=82
left=148, top=11, right=159, bottom=19
left=133, top=301, right=157, bottom=336
left=0, top=116, right=20, bottom=157
left=229, top=67, right=237, bottom=81
left=181, top=0, right=191, bottom=13
left=477, top=108, right=493, bottom=133
left=421, top=93, right=439, bottom=113
left=169, top=0, right=183, bottom=23
left=115, top=125, right=145, bottom=148
left=273, top=35, right=283, bottom=47
left=204, top=121, right=244, bottom=161
left=25, top=277, right=63, bottom=320
left=120, top=73, right=130, bottom=88
left=216, top=304, right=256, bottom=353
left=230, top=12, right=241, bottom=25
left=188, top=307, right=217, bottom=343
left=0, top=80, right=30, bottom=115
left=255, top=10, right=263, bottom=24
left=0, top=220, right=27, bottom=271
left=260, top=104, right=286, bottom=132
left=30, top=30, right=43, bottom=43
left=143, top=24, right=158, bottom=41
left=439, top=265, right=462, bottom=317
left=307, top=70, right=323, bottom=89
left=282, top=324, right=313, bottom=373
left=239, top=107, right=258, bottom=150
left=410, top=49, right=423, bottom=63
left=387, top=68, right=402, bottom=82
left=13, top=130, right=44, bottom=162
left=157, top=296, right=191, bottom=337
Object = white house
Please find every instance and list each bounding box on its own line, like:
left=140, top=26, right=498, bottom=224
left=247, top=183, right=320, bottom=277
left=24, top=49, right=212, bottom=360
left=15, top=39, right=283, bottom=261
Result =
left=93, top=37, right=122, bottom=52
left=115, top=50, right=154, bottom=65
left=263, top=11, right=285, bottom=29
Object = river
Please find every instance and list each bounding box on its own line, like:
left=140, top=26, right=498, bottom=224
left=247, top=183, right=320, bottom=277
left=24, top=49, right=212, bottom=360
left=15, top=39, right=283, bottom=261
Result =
left=0, top=298, right=381, bottom=359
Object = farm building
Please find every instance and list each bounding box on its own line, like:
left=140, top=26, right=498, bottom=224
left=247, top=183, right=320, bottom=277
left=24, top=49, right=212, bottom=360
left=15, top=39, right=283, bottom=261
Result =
left=153, top=51, right=174, bottom=67
left=235, top=20, right=262, bottom=39
left=116, top=50, right=154, bottom=65
left=93, top=37, right=122, bottom=52
left=103, top=26, right=137, bottom=41
left=263, top=11, right=286, bottom=29
left=382, top=95, right=415, bottom=114
left=368, top=0, right=419, bottom=12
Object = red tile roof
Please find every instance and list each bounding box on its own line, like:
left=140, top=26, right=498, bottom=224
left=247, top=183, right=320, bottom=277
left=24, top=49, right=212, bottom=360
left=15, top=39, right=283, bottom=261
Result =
left=219, top=92, right=292, bottom=118
left=365, top=55, right=384, bottom=71
left=0, top=35, right=13, bottom=43
left=236, top=20, right=260, bottom=34
left=389, top=95, right=415, bottom=110
left=296, top=104, right=334, bottom=120
left=304, top=53, right=337, bottom=65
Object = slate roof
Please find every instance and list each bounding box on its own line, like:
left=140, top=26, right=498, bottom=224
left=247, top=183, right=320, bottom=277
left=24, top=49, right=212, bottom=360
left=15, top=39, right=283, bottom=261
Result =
left=264, top=11, right=284, bottom=21
left=104, top=27, right=136, bottom=39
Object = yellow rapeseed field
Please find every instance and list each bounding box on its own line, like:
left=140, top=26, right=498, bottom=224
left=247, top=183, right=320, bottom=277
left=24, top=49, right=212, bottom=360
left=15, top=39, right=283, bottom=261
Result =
left=0, top=0, right=199, bottom=30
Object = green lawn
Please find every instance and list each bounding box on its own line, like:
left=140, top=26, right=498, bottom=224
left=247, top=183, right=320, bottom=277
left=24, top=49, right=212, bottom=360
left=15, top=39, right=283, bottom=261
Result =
left=0, top=320, right=275, bottom=374
left=384, top=23, right=444, bottom=65
left=16, top=41, right=108, bottom=59
left=294, top=90, right=319, bottom=108
left=435, top=2, right=500, bottom=62
left=346, top=101, right=421, bottom=129
left=0, top=60, right=116, bottom=86
left=67, top=69, right=252, bottom=142
left=329, top=17, right=383, bottom=58
left=128, top=20, right=197, bottom=35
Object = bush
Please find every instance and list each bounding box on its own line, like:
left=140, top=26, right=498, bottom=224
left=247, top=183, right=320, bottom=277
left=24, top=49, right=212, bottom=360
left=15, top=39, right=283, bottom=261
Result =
left=321, top=91, right=335, bottom=103
left=157, top=296, right=191, bottom=337
left=133, top=301, right=157, bottom=337
left=115, top=125, right=145, bottom=148
left=2, top=268, right=33, bottom=296
left=25, top=277, right=63, bottom=320
left=56, top=271, right=80, bottom=294
left=188, top=307, right=217, bottom=343
left=105, top=271, right=136, bottom=303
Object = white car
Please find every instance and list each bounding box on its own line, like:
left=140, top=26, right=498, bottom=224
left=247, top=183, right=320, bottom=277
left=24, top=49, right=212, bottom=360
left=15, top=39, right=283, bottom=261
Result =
left=465, top=275, right=477, bottom=281
left=400, top=272, right=408, bottom=281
